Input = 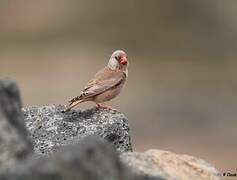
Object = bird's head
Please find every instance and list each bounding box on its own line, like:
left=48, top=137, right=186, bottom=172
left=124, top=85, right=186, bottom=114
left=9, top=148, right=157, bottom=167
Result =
left=108, top=50, right=129, bottom=72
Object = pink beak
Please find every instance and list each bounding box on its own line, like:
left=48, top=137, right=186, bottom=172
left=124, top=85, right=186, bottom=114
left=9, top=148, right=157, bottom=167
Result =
left=120, top=56, right=128, bottom=65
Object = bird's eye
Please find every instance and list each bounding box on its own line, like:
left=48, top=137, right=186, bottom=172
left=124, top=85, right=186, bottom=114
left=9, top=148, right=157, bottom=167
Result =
left=115, top=56, right=118, bottom=60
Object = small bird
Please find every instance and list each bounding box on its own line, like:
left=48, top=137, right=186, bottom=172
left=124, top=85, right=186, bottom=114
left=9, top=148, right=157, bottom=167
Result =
left=62, top=50, right=129, bottom=112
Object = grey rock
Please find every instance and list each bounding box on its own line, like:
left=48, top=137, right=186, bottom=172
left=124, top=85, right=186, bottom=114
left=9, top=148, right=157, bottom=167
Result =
left=0, top=79, right=219, bottom=180
left=0, top=136, right=159, bottom=180
left=23, top=105, right=132, bottom=154
left=121, top=150, right=220, bottom=180
left=0, top=79, right=33, bottom=169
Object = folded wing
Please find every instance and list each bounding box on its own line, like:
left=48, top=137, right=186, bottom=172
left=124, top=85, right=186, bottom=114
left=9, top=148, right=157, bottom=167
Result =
left=69, top=67, right=126, bottom=103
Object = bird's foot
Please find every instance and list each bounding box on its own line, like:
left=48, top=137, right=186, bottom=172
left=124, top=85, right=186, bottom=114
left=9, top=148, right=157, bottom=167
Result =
left=96, top=103, right=117, bottom=111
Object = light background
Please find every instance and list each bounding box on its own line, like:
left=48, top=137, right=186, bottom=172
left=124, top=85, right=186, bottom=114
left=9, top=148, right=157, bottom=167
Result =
left=0, top=0, right=236, bottom=172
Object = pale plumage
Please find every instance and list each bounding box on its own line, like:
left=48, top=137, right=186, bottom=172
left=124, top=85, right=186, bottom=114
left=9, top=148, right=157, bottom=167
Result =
left=62, top=50, right=129, bottom=112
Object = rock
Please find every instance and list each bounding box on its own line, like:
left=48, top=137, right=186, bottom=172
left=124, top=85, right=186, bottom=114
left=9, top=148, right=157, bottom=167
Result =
left=121, top=150, right=220, bottom=180
left=23, top=105, right=132, bottom=154
left=0, top=79, right=155, bottom=180
left=0, top=79, right=220, bottom=180
left=0, top=79, right=33, bottom=169
left=0, top=136, right=159, bottom=180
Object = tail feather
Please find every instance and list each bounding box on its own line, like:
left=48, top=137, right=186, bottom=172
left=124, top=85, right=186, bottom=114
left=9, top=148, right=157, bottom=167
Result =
left=69, top=95, right=81, bottom=103
left=62, top=98, right=82, bottom=113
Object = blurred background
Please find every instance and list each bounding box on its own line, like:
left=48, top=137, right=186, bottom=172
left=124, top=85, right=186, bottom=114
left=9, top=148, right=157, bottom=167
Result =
left=0, top=0, right=236, bottom=172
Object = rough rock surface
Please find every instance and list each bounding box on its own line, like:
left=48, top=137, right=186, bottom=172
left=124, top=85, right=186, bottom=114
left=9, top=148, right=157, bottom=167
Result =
left=0, top=79, right=220, bottom=180
left=0, top=79, right=32, bottom=169
left=0, top=136, right=159, bottom=180
left=23, top=105, right=132, bottom=154
left=121, top=150, right=220, bottom=180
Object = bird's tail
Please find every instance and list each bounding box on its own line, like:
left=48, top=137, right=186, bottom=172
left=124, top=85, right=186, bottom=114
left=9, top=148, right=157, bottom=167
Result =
left=62, top=96, right=82, bottom=113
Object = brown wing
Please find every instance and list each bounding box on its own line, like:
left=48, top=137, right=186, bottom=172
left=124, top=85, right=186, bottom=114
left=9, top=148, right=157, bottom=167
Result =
left=69, top=67, right=126, bottom=103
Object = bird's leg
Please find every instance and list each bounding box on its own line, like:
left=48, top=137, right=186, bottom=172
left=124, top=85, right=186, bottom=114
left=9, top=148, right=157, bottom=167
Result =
left=96, top=103, right=117, bottom=111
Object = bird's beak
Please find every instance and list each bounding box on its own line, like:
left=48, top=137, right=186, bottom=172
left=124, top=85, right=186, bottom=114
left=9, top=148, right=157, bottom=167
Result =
left=120, top=56, right=128, bottom=65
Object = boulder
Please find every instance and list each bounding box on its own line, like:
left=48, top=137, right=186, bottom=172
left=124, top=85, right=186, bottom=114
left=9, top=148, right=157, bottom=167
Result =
left=23, top=105, right=132, bottom=154
left=0, top=79, right=220, bottom=180
left=0, top=136, right=158, bottom=180
left=0, top=79, right=33, bottom=169
left=121, top=150, right=220, bottom=180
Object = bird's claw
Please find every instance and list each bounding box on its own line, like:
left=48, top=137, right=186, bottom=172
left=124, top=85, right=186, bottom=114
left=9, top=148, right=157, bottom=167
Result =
left=96, top=103, right=118, bottom=111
